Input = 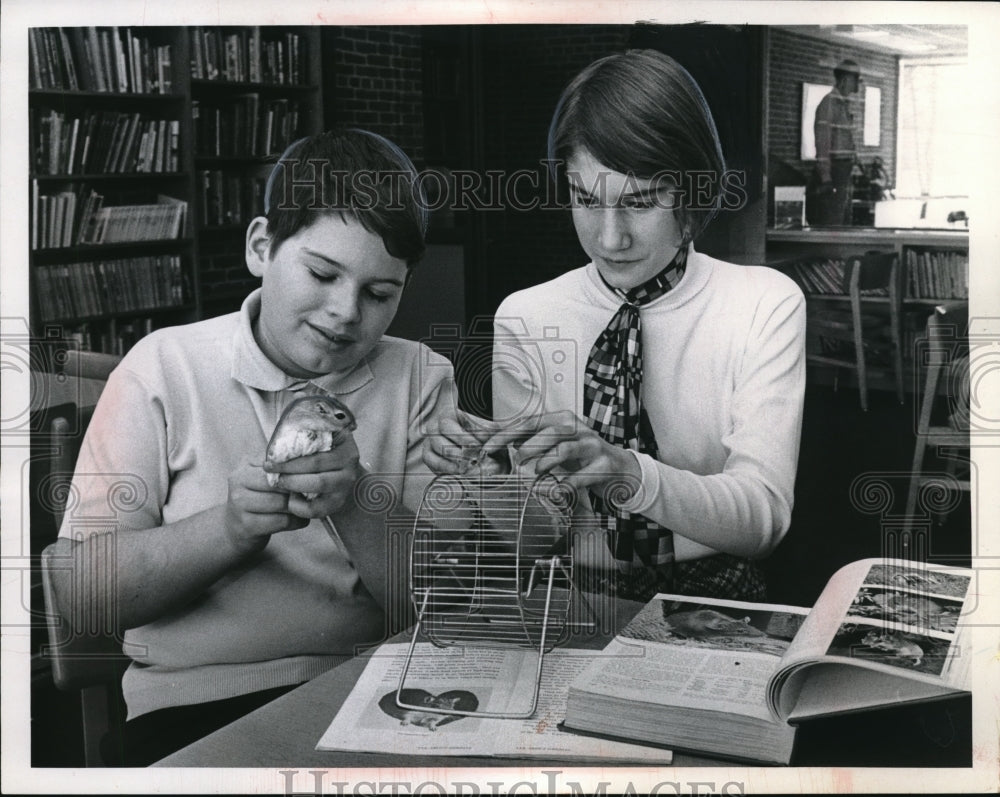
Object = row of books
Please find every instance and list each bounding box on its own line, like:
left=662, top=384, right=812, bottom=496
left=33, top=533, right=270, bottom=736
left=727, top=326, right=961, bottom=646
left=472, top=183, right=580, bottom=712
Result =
left=57, top=317, right=156, bottom=357
left=88, top=195, right=188, bottom=245
left=29, top=27, right=173, bottom=94
left=32, top=186, right=188, bottom=249
left=199, top=170, right=267, bottom=227
left=192, top=97, right=302, bottom=158
left=787, top=255, right=968, bottom=301
left=788, top=259, right=850, bottom=296
left=32, top=183, right=85, bottom=249
left=34, top=256, right=186, bottom=322
left=189, top=27, right=306, bottom=85
left=31, top=109, right=180, bottom=176
left=905, top=249, right=968, bottom=300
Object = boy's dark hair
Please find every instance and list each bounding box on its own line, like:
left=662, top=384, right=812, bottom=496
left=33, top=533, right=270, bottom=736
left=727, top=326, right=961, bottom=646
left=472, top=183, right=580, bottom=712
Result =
left=547, top=49, right=726, bottom=243
left=263, top=128, right=427, bottom=265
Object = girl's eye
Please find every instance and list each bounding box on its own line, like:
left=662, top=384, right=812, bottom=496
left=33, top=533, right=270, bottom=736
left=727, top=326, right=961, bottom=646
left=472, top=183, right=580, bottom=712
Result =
left=307, top=268, right=336, bottom=282
left=572, top=193, right=599, bottom=208
left=366, top=290, right=393, bottom=303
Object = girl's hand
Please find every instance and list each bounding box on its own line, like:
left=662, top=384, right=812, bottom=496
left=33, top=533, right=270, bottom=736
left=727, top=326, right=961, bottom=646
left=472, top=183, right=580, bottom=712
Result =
left=423, top=411, right=506, bottom=475
left=480, top=410, right=642, bottom=498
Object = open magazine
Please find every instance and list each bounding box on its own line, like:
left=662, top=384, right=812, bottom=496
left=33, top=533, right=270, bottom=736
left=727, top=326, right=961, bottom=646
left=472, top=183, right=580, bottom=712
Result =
left=562, top=558, right=973, bottom=765
left=315, top=642, right=674, bottom=763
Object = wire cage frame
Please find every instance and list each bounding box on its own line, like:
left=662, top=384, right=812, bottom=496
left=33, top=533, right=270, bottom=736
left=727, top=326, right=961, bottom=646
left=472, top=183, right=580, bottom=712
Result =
left=396, top=471, right=578, bottom=719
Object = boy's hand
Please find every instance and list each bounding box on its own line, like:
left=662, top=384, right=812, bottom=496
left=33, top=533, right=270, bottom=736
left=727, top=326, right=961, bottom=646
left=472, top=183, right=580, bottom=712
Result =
left=225, top=462, right=310, bottom=555
left=262, top=432, right=363, bottom=518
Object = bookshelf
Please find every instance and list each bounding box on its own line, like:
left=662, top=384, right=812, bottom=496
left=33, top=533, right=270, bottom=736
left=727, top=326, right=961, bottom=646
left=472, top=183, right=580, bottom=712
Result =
left=28, top=25, right=324, bottom=354
left=765, top=228, right=970, bottom=389
left=29, top=27, right=196, bottom=356
left=190, top=26, right=323, bottom=320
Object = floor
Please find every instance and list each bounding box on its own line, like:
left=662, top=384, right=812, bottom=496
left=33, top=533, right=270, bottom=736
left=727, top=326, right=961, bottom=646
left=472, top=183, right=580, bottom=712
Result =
left=762, top=382, right=971, bottom=607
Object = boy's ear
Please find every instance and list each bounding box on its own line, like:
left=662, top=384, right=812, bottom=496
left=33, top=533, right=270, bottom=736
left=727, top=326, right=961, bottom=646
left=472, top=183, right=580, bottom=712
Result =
left=245, top=216, right=271, bottom=278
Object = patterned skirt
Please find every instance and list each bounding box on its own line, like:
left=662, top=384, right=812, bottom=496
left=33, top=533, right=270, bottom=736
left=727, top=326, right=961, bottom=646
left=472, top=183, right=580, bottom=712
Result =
left=573, top=553, right=767, bottom=604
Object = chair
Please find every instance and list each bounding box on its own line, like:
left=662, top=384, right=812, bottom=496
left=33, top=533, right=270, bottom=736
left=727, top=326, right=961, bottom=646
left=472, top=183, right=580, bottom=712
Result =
left=804, top=251, right=904, bottom=411
left=61, top=349, right=123, bottom=381
left=41, top=539, right=130, bottom=766
left=904, top=302, right=970, bottom=531
left=40, top=355, right=129, bottom=766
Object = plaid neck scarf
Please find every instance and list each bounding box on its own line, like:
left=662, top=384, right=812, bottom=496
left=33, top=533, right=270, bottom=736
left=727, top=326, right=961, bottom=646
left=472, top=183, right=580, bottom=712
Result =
left=583, top=245, right=689, bottom=590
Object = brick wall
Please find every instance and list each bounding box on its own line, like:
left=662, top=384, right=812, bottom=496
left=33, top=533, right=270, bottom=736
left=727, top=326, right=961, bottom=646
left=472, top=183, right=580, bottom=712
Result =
left=479, top=25, right=632, bottom=313
left=767, top=29, right=898, bottom=221
left=322, top=26, right=424, bottom=165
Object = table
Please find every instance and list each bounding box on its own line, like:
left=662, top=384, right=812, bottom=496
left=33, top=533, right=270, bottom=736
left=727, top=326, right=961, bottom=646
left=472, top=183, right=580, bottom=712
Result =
left=152, top=594, right=971, bottom=770
left=154, top=596, right=723, bottom=768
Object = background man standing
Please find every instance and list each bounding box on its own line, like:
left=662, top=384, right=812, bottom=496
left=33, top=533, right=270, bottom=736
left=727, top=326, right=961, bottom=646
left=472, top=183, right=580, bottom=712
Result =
left=812, top=58, right=861, bottom=225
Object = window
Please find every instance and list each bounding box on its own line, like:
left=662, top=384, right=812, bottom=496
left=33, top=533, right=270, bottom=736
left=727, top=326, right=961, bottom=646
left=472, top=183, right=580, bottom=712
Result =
left=895, top=56, right=971, bottom=197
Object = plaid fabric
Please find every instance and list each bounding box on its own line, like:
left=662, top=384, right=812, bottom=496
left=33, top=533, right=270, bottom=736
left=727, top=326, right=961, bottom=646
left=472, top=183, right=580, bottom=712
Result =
left=583, top=246, right=688, bottom=589
left=574, top=554, right=767, bottom=604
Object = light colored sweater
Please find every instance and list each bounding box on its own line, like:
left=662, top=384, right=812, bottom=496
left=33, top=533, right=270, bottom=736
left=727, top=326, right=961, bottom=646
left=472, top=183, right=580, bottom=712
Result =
left=493, top=247, right=806, bottom=567
left=60, top=289, right=458, bottom=718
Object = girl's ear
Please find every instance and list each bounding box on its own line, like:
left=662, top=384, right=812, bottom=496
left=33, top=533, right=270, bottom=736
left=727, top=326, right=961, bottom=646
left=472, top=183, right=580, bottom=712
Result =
left=245, top=216, right=271, bottom=278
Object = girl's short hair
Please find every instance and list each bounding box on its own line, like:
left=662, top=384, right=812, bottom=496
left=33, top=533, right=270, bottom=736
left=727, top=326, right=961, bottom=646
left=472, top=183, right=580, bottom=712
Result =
left=263, top=128, right=428, bottom=265
left=547, top=49, right=726, bottom=242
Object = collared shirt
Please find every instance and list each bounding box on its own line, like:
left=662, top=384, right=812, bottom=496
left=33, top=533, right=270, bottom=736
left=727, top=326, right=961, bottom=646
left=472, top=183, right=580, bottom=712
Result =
left=62, top=289, right=459, bottom=717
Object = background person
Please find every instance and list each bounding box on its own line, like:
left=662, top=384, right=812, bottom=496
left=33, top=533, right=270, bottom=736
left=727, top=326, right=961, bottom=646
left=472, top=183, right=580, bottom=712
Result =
left=811, top=58, right=862, bottom=225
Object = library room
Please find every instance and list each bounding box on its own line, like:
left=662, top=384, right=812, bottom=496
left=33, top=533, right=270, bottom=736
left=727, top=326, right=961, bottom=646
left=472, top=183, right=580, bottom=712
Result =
left=9, top=13, right=994, bottom=786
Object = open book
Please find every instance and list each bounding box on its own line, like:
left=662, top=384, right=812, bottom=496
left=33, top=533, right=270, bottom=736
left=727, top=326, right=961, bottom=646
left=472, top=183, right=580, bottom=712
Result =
left=562, top=558, right=972, bottom=765
left=315, top=642, right=673, bottom=763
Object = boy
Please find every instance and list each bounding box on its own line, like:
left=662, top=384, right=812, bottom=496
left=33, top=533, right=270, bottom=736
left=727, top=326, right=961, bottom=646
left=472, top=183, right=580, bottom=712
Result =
left=50, top=129, right=456, bottom=764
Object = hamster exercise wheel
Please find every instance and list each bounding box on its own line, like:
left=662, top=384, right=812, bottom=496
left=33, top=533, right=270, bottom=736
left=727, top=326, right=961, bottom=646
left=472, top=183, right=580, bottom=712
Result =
left=397, top=472, right=580, bottom=719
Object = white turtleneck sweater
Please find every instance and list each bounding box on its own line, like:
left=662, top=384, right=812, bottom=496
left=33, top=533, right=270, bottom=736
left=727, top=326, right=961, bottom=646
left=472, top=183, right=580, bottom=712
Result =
left=492, top=247, right=806, bottom=567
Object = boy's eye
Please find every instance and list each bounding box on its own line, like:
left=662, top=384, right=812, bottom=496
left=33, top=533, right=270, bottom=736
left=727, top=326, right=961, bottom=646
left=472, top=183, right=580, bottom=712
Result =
left=622, top=196, right=656, bottom=210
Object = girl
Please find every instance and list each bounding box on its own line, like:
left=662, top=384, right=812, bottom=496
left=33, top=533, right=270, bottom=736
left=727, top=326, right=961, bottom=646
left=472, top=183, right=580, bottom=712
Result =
left=427, top=50, right=806, bottom=602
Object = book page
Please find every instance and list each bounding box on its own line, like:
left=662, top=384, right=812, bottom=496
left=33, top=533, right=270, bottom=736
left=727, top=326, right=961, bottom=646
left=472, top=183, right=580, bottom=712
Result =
left=315, top=642, right=673, bottom=763
left=769, top=559, right=974, bottom=719
left=571, top=595, right=810, bottom=722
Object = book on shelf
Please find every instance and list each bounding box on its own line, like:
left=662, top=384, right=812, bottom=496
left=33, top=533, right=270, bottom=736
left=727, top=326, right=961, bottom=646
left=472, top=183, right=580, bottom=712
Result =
left=315, top=642, right=673, bottom=764
left=29, top=27, right=173, bottom=95
left=787, top=258, right=847, bottom=296
left=57, top=317, right=156, bottom=357
left=190, top=27, right=305, bottom=84
left=561, top=558, right=972, bottom=765
left=31, top=108, right=180, bottom=175
left=31, top=180, right=94, bottom=250
left=199, top=169, right=268, bottom=227
left=193, top=95, right=302, bottom=158
left=34, top=255, right=185, bottom=322
left=905, top=249, right=968, bottom=300
left=78, top=194, right=187, bottom=244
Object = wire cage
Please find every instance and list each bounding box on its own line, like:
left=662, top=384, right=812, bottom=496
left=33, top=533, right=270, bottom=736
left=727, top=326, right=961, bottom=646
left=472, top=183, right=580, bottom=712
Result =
left=396, top=471, right=578, bottom=719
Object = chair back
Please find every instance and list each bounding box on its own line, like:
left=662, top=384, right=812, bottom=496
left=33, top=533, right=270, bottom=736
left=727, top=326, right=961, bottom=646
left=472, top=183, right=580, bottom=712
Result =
left=903, top=301, right=970, bottom=544
left=41, top=537, right=131, bottom=692
left=846, top=251, right=899, bottom=294
left=39, top=360, right=128, bottom=765
left=917, top=301, right=970, bottom=433
left=62, top=350, right=122, bottom=380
